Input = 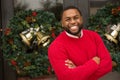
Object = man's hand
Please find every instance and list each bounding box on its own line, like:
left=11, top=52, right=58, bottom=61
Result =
left=65, top=59, right=76, bottom=69
left=65, top=56, right=100, bottom=69
left=92, top=56, right=100, bottom=65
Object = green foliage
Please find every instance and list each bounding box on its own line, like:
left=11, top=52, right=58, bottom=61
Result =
left=46, top=3, right=63, bottom=21
left=2, top=10, right=62, bottom=77
left=87, top=3, right=120, bottom=72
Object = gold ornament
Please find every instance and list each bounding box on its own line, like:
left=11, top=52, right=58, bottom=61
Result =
left=104, top=23, right=120, bottom=44
left=0, top=28, right=2, bottom=31
left=32, top=18, right=36, bottom=22
left=20, top=27, right=50, bottom=47
left=20, top=28, right=34, bottom=46
left=26, top=16, right=32, bottom=23
left=36, top=32, right=50, bottom=47
left=112, top=61, right=117, bottom=67
left=15, top=66, right=21, bottom=74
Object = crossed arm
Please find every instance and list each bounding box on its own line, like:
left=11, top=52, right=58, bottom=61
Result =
left=48, top=32, right=112, bottom=80
left=65, top=56, right=100, bottom=69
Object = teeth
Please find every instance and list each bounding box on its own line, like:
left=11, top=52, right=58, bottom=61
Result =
left=70, top=26, right=78, bottom=30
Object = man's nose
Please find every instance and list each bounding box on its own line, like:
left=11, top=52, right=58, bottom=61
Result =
left=70, top=19, right=76, bottom=24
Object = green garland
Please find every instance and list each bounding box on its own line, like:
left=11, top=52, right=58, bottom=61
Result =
left=87, top=3, right=120, bottom=71
left=2, top=10, right=62, bottom=77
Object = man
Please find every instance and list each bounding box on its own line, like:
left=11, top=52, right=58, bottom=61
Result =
left=48, top=6, right=112, bottom=80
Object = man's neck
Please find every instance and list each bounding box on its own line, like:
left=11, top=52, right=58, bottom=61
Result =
left=65, top=30, right=83, bottom=38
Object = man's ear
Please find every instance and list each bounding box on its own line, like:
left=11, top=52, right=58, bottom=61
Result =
left=80, top=16, right=83, bottom=24
left=61, top=24, right=63, bottom=27
left=60, top=20, right=64, bottom=27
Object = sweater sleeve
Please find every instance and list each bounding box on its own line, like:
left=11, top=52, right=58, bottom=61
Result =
left=48, top=43, right=99, bottom=80
left=89, top=32, right=112, bottom=80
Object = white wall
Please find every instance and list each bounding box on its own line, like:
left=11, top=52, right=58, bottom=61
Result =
left=14, top=0, right=63, bottom=10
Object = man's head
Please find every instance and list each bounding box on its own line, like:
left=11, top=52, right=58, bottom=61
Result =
left=61, top=6, right=83, bottom=36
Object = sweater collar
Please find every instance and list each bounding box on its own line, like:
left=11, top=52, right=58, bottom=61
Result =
left=65, top=29, right=83, bottom=38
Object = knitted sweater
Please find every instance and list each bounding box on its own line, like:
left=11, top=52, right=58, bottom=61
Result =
left=48, top=29, right=112, bottom=80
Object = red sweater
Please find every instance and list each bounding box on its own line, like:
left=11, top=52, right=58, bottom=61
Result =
left=48, top=29, right=112, bottom=80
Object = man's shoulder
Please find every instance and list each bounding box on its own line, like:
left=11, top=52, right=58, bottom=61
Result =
left=83, top=29, right=101, bottom=39
left=83, top=29, right=98, bottom=35
left=49, top=31, right=66, bottom=46
left=83, top=29, right=96, bottom=33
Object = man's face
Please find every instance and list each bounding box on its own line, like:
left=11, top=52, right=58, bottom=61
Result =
left=61, top=9, right=83, bottom=36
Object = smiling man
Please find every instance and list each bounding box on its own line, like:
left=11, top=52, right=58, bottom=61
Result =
left=48, top=6, right=112, bottom=80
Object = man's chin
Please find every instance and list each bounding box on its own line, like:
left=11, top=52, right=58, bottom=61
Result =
left=64, top=26, right=82, bottom=35
left=67, top=30, right=81, bottom=36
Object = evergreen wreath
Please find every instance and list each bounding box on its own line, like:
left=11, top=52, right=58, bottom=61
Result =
left=2, top=10, right=61, bottom=77
left=87, top=2, right=120, bottom=72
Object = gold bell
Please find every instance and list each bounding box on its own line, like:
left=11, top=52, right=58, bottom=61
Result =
left=104, top=23, right=120, bottom=44
left=36, top=32, right=50, bottom=47
left=20, top=30, right=34, bottom=46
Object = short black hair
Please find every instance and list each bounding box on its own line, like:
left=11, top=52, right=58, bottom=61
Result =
left=60, top=6, right=82, bottom=20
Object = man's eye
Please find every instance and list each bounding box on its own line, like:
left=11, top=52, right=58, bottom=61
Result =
left=65, top=19, right=70, bottom=21
left=74, top=17, right=79, bottom=20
